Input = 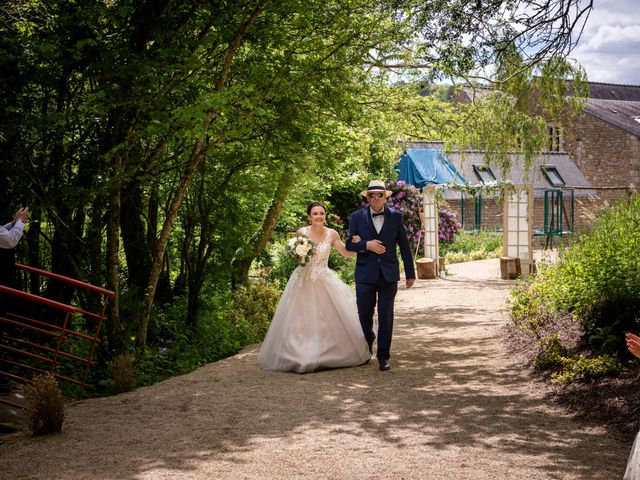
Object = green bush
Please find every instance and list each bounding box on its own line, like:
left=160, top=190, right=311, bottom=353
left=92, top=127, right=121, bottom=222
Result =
left=509, top=194, right=640, bottom=357
left=226, top=282, right=281, bottom=343
left=134, top=284, right=276, bottom=388
left=109, top=354, right=135, bottom=394
left=328, top=248, right=356, bottom=285
left=507, top=273, right=554, bottom=336
left=441, top=230, right=502, bottom=264
left=551, top=354, right=620, bottom=385
left=534, top=334, right=567, bottom=370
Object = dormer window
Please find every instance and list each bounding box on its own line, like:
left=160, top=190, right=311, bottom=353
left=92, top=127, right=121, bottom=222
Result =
left=542, top=165, right=565, bottom=187
left=473, top=164, right=496, bottom=184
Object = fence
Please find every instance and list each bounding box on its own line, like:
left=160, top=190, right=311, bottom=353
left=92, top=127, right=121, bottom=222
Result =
left=0, top=264, right=114, bottom=410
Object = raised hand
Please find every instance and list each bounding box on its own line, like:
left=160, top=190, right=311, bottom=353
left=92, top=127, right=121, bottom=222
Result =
left=13, top=207, right=29, bottom=224
left=626, top=332, right=640, bottom=359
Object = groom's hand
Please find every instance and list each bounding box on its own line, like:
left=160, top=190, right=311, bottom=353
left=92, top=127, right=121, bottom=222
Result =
left=405, top=278, right=415, bottom=289
left=366, top=240, right=386, bottom=254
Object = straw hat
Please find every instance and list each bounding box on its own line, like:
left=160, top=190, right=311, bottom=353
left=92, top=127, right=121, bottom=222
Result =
left=360, top=179, right=392, bottom=198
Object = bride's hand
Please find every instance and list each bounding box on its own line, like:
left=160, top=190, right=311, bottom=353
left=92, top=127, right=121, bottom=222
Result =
left=352, top=235, right=361, bottom=243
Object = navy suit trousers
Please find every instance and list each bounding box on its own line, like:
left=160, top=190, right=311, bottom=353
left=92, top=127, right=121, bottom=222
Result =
left=355, top=276, right=398, bottom=360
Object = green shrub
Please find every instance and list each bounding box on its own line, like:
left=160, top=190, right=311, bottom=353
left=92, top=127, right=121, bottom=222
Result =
left=227, top=282, right=281, bottom=343
left=24, top=373, right=65, bottom=435
left=441, top=230, right=502, bottom=264
left=534, top=334, right=567, bottom=370
left=328, top=248, right=356, bottom=285
left=507, top=272, right=555, bottom=336
left=508, top=194, right=640, bottom=358
left=551, top=354, right=620, bottom=385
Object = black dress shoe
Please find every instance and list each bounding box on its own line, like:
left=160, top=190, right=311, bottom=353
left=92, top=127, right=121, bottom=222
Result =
left=378, top=359, right=391, bottom=371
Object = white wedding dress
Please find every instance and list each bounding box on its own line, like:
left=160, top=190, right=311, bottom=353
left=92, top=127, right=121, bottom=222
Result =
left=625, top=432, right=640, bottom=479
left=258, top=227, right=371, bottom=373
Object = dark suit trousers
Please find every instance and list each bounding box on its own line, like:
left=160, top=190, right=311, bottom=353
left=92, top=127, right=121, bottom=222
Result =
left=356, top=277, right=398, bottom=361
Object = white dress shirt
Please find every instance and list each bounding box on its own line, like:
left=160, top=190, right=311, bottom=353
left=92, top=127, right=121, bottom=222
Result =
left=370, top=208, right=385, bottom=234
left=0, top=220, right=25, bottom=249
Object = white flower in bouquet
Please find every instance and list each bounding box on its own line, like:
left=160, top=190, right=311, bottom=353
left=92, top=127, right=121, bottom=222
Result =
left=286, top=234, right=315, bottom=266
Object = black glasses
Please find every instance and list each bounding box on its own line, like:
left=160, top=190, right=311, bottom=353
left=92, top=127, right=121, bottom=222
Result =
left=368, top=193, right=384, bottom=199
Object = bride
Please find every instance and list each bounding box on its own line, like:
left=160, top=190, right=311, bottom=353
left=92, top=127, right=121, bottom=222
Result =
left=258, top=202, right=371, bottom=373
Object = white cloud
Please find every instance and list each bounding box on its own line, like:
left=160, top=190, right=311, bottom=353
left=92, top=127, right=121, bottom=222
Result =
left=587, top=25, right=640, bottom=51
left=569, top=1, right=640, bottom=84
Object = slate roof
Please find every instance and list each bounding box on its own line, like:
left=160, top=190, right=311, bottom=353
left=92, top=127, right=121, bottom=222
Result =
left=583, top=98, right=640, bottom=137
left=458, top=82, right=640, bottom=137
left=406, top=141, right=595, bottom=199
left=584, top=82, right=640, bottom=101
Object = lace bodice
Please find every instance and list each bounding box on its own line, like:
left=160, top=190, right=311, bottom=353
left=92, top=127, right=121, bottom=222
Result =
left=303, top=226, right=332, bottom=268
left=294, top=226, right=334, bottom=283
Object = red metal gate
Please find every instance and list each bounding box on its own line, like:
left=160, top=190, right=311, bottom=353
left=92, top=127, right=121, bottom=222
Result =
left=0, top=264, right=115, bottom=409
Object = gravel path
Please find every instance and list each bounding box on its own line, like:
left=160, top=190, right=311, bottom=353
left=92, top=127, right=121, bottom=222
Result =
left=0, top=258, right=629, bottom=479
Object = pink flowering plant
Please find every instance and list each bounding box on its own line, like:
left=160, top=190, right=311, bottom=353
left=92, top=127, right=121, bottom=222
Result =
left=438, top=205, right=462, bottom=244
left=385, top=180, right=423, bottom=250
left=357, top=180, right=462, bottom=252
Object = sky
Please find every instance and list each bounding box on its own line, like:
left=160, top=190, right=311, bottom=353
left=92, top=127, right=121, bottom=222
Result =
left=569, top=0, right=640, bottom=85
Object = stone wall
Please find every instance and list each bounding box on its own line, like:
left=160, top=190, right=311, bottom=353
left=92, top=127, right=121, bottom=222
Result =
left=563, top=112, right=639, bottom=205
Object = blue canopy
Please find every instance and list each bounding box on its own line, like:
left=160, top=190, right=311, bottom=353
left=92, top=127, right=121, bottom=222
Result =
left=396, top=149, right=466, bottom=188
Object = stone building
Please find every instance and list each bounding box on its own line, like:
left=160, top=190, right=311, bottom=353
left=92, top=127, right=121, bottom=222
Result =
left=401, top=81, right=640, bottom=241
left=454, top=81, right=640, bottom=201
left=400, top=142, right=597, bottom=243
left=561, top=82, right=640, bottom=204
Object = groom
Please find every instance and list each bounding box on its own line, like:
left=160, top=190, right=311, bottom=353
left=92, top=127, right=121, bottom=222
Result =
left=346, top=180, right=415, bottom=371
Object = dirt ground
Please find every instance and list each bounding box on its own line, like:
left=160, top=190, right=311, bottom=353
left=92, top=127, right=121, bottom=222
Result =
left=0, top=258, right=632, bottom=479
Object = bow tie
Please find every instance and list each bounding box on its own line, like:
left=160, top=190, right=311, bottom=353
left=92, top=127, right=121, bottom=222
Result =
left=372, top=210, right=384, bottom=217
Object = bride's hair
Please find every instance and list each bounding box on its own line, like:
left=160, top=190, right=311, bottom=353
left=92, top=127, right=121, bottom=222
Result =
left=306, top=202, right=327, bottom=216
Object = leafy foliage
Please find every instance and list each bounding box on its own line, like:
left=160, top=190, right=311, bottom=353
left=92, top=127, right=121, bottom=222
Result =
left=515, top=195, right=639, bottom=354
left=441, top=230, right=502, bottom=264
left=534, top=334, right=568, bottom=370
left=551, top=355, right=620, bottom=385
left=109, top=354, right=135, bottom=394
left=226, top=282, right=281, bottom=344
left=508, top=194, right=640, bottom=383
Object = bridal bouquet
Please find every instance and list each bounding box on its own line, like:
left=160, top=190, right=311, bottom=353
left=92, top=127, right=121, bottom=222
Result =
left=287, top=235, right=315, bottom=266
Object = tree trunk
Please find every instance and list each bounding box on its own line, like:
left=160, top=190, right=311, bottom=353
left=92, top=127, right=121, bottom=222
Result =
left=138, top=141, right=208, bottom=346
left=136, top=0, right=269, bottom=347
left=231, top=163, right=293, bottom=287
left=106, top=151, right=123, bottom=352
left=121, top=179, right=152, bottom=294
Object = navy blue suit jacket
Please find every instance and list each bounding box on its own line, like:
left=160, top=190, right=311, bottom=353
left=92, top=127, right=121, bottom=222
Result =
left=346, top=207, right=416, bottom=284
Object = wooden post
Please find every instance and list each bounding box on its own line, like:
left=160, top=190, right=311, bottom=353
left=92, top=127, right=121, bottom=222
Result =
left=416, top=258, right=436, bottom=279
left=500, top=256, right=521, bottom=279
